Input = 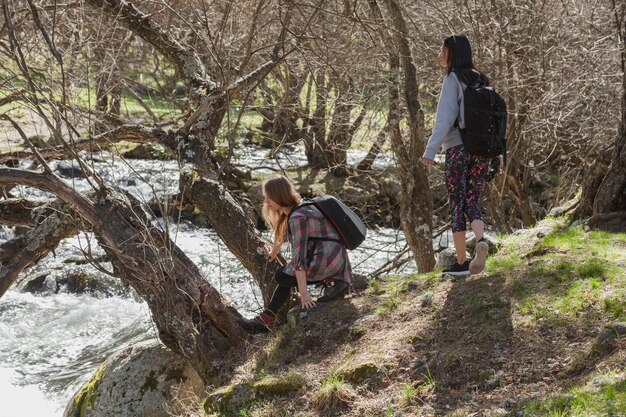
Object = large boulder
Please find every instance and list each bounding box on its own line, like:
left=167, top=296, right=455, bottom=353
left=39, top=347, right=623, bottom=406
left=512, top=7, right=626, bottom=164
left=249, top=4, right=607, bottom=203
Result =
left=64, top=341, right=204, bottom=417
left=18, top=269, right=126, bottom=297
left=435, top=248, right=470, bottom=271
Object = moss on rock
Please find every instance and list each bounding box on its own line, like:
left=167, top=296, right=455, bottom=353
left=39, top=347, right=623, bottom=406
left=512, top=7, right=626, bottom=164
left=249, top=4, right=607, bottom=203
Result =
left=337, top=362, right=380, bottom=385
left=253, top=372, right=305, bottom=396
left=202, top=384, right=237, bottom=414
left=65, top=363, right=107, bottom=417
left=202, top=372, right=305, bottom=413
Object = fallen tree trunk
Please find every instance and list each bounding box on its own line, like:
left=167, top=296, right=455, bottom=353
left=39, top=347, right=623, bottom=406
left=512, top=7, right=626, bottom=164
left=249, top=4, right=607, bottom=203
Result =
left=0, top=168, right=247, bottom=381
left=0, top=201, right=78, bottom=298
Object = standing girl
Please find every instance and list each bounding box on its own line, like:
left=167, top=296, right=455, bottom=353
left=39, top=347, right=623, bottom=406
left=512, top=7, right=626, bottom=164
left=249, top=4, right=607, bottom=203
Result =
left=240, top=175, right=352, bottom=333
left=422, top=34, right=496, bottom=276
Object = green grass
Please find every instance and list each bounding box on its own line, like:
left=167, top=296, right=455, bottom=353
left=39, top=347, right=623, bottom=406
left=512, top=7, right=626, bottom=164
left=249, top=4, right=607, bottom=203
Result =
left=603, top=296, right=626, bottom=320
left=487, top=254, right=524, bottom=274
left=375, top=283, right=402, bottom=314
left=320, top=373, right=345, bottom=388
left=576, top=258, right=608, bottom=279
left=523, top=371, right=626, bottom=416
left=501, top=222, right=626, bottom=324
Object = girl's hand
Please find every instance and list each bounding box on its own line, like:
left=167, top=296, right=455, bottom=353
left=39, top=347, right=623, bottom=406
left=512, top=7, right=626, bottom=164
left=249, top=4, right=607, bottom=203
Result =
left=422, top=157, right=434, bottom=166
left=300, top=291, right=316, bottom=309
left=263, top=243, right=280, bottom=261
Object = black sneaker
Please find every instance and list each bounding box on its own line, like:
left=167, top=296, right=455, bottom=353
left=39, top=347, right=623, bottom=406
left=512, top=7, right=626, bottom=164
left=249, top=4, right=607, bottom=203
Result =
left=442, top=260, right=470, bottom=277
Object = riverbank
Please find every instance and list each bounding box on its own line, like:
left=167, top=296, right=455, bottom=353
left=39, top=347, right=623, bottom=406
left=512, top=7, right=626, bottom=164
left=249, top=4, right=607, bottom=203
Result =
left=186, top=216, right=626, bottom=416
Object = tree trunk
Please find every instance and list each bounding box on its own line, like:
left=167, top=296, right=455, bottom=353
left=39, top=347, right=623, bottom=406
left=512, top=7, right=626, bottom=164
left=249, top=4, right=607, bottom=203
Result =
left=357, top=124, right=388, bottom=172
left=305, top=70, right=329, bottom=168
left=593, top=94, right=626, bottom=214
left=379, top=0, right=436, bottom=272
left=0, top=201, right=78, bottom=298
left=577, top=1, right=626, bottom=228
left=185, top=175, right=282, bottom=303
left=0, top=169, right=247, bottom=382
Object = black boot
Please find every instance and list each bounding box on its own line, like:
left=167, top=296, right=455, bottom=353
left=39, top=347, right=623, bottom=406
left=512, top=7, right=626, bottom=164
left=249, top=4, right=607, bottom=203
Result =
left=317, top=280, right=349, bottom=302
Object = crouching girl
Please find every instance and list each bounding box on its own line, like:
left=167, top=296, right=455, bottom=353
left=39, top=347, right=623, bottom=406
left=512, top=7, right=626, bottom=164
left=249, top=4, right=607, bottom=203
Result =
left=240, top=175, right=352, bottom=333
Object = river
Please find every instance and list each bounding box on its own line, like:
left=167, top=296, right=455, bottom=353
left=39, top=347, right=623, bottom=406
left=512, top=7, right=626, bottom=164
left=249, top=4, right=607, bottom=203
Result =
left=0, top=146, right=416, bottom=417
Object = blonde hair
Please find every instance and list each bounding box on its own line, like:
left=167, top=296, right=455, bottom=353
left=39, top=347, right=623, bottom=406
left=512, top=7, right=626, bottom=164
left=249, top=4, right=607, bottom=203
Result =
left=262, top=175, right=301, bottom=243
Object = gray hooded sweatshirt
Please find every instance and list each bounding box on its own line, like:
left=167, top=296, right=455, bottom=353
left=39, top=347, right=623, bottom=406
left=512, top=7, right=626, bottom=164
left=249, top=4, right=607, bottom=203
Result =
left=423, top=72, right=466, bottom=160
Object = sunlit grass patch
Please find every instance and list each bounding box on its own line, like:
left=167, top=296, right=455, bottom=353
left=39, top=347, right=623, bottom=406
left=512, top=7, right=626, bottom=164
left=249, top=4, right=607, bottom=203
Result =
left=375, top=281, right=402, bottom=314
left=539, top=226, right=586, bottom=250
left=311, top=373, right=356, bottom=416
left=576, top=258, right=608, bottom=279
left=538, top=226, right=624, bottom=259
left=487, top=254, right=523, bottom=274
left=523, top=371, right=626, bottom=416
left=603, top=295, right=626, bottom=321
left=365, top=271, right=440, bottom=315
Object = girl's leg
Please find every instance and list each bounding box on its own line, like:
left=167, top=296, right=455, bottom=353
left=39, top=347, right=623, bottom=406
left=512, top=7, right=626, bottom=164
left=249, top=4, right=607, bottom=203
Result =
left=464, top=154, right=490, bottom=273
left=445, top=145, right=469, bottom=264
left=452, top=231, right=467, bottom=263
left=464, top=154, right=489, bottom=227
left=470, top=219, right=484, bottom=241
left=265, top=268, right=298, bottom=315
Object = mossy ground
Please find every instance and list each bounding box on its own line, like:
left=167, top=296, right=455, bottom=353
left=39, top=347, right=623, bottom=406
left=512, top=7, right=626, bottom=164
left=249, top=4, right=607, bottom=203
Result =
left=200, top=217, right=625, bottom=416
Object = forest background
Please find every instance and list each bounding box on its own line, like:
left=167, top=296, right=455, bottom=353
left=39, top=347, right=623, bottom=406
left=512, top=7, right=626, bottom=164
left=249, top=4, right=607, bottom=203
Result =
left=0, top=0, right=625, bottom=416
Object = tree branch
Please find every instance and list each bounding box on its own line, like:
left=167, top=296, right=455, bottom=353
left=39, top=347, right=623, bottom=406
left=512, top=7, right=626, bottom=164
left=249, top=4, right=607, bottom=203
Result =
left=0, top=125, right=176, bottom=163
left=0, top=203, right=78, bottom=298
left=0, top=91, right=23, bottom=107
left=84, top=0, right=213, bottom=90
left=0, top=199, right=50, bottom=226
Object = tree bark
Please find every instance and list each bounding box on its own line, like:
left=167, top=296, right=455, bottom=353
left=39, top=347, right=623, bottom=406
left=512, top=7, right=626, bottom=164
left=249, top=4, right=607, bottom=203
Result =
left=0, top=201, right=78, bottom=298
left=0, top=199, right=50, bottom=226
left=357, top=124, right=388, bottom=172
left=593, top=89, right=626, bottom=213
left=375, top=0, right=436, bottom=272
left=576, top=0, right=626, bottom=223
left=185, top=175, right=282, bottom=302
left=0, top=168, right=247, bottom=381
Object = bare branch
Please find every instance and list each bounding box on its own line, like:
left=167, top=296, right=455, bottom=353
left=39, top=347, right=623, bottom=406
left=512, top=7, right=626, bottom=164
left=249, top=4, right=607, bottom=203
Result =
left=0, top=204, right=79, bottom=298
left=0, top=125, right=176, bottom=163
left=1, top=114, right=53, bottom=173
left=84, top=0, right=213, bottom=90
left=0, top=91, right=23, bottom=107
left=0, top=199, right=50, bottom=227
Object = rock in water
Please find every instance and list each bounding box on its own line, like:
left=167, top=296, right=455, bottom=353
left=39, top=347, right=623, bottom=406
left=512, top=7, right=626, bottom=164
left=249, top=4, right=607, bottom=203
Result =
left=63, top=340, right=203, bottom=417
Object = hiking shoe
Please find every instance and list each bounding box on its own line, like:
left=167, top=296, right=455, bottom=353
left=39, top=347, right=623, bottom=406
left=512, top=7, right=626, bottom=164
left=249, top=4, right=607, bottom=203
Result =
left=470, top=238, right=489, bottom=274
left=317, top=280, right=349, bottom=302
left=238, top=311, right=275, bottom=334
left=442, top=260, right=470, bottom=277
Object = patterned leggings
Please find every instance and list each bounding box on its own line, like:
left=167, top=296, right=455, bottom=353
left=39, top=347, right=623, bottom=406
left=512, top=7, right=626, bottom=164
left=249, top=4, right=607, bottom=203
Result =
left=445, top=145, right=489, bottom=233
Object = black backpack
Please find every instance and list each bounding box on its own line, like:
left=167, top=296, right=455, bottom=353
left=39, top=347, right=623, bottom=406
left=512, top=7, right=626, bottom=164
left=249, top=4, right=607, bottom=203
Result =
left=289, top=195, right=366, bottom=250
left=457, top=74, right=507, bottom=162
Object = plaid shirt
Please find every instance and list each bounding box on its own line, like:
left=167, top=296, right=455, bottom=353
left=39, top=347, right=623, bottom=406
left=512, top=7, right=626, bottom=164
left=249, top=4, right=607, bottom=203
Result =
left=283, top=204, right=352, bottom=284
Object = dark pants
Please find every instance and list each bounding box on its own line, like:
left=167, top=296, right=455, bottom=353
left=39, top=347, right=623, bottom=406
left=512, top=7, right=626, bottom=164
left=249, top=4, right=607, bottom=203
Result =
left=266, top=268, right=302, bottom=315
